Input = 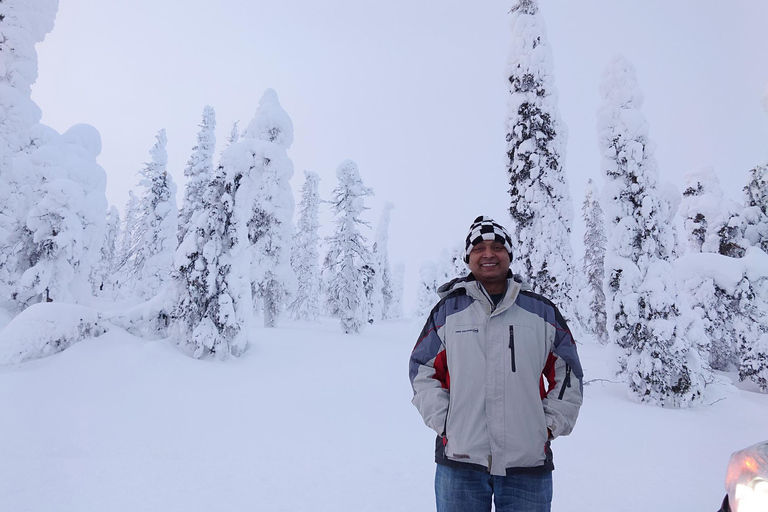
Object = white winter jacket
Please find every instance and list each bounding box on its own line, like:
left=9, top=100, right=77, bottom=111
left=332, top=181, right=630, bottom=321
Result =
left=409, top=274, right=583, bottom=476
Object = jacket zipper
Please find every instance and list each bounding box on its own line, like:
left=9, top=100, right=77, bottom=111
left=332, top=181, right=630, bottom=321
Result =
left=442, top=390, right=452, bottom=445
left=508, top=325, right=516, bottom=372
left=558, top=365, right=572, bottom=400
left=476, top=282, right=496, bottom=313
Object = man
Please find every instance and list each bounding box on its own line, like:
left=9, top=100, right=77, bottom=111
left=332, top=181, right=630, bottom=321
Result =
left=409, top=216, right=583, bottom=512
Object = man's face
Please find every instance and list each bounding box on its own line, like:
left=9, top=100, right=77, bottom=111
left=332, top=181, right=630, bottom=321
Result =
left=467, top=240, right=511, bottom=287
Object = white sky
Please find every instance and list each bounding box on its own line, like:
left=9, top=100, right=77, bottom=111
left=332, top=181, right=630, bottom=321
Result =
left=31, top=0, right=768, bottom=305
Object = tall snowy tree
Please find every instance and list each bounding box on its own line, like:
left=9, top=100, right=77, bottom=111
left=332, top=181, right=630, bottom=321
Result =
left=288, top=170, right=322, bottom=322
left=371, top=202, right=394, bottom=321
left=224, top=121, right=239, bottom=150
left=741, top=163, right=768, bottom=254
left=413, top=260, right=439, bottom=318
left=132, top=130, right=178, bottom=300
left=736, top=251, right=768, bottom=393
left=14, top=125, right=108, bottom=306
left=94, top=205, right=121, bottom=292
left=172, top=126, right=265, bottom=359
left=598, top=55, right=709, bottom=407
left=414, top=247, right=468, bottom=319
left=246, top=89, right=297, bottom=327
left=434, top=249, right=453, bottom=287
left=505, top=0, right=576, bottom=319
left=0, top=0, right=59, bottom=306
left=178, top=105, right=216, bottom=244
left=579, top=179, right=608, bottom=344
left=116, top=190, right=140, bottom=281
left=437, top=245, right=469, bottom=284
left=677, top=169, right=749, bottom=369
left=679, top=169, right=768, bottom=372
left=324, top=160, right=373, bottom=334
left=737, top=160, right=768, bottom=389
left=389, top=262, right=406, bottom=319
left=360, top=263, right=376, bottom=325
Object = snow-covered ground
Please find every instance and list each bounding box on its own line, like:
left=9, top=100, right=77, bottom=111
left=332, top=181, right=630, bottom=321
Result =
left=0, top=315, right=765, bottom=512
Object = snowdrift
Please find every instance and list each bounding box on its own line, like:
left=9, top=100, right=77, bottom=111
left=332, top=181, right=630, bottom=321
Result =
left=0, top=302, right=107, bottom=364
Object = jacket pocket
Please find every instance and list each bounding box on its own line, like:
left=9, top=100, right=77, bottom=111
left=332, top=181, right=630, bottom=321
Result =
left=508, top=325, right=516, bottom=372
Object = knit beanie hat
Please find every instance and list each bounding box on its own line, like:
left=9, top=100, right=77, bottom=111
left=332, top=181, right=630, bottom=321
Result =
left=464, top=216, right=514, bottom=263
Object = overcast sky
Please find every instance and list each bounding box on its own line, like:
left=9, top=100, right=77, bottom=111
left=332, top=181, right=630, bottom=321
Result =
left=31, top=0, right=768, bottom=305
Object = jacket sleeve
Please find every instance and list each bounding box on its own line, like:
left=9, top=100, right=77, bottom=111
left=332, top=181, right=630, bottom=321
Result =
left=409, top=304, right=450, bottom=436
left=541, top=307, right=583, bottom=438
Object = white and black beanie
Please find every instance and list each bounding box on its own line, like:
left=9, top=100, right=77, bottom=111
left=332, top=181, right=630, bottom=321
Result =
left=464, top=216, right=514, bottom=263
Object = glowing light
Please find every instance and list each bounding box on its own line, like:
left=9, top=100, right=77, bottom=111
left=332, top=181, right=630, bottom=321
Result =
left=733, top=480, right=768, bottom=512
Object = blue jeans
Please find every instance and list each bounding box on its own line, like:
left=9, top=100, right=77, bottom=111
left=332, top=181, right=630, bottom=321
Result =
left=435, top=464, right=552, bottom=512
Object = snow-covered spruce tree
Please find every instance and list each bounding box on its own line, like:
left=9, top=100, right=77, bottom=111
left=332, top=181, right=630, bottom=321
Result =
left=415, top=247, right=470, bottom=320
left=685, top=274, right=740, bottom=372
left=678, top=169, right=757, bottom=370
left=675, top=249, right=768, bottom=390
left=93, top=205, right=121, bottom=292
left=678, top=169, right=751, bottom=369
left=505, top=0, right=576, bottom=319
left=288, top=170, right=322, bottom=322
left=389, top=262, right=406, bottom=319
left=737, top=162, right=768, bottom=389
left=414, top=260, right=438, bottom=318
left=320, top=250, right=339, bottom=317
left=435, top=247, right=465, bottom=287
left=679, top=257, right=751, bottom=373
left=324, top=160, right=373, bottom=334
left=132, top=129, right=178, bottom=300
left=580, top=179, right=609, bottom=344
left=116, top=190, right=140, bottom=281
left=451, top=246, right=469, bottom=280
left=224, top=121, right=239, bottom=151
left=742, top=163, right=768, bottom=254
left=178, top=105, right=216, bottom=245
left=171, top=128, right=265, bottom=359
left=659, top=181, right=683, bottom=259
left=0, top=0, right=59, bottom=306
left=14, top=125, right=108, bottom=306
left=435, top=249, right=451, bottom=286
left=437, top=245, right=469, bottom=284
left=598, top=55, right=709, bottom=407
left=679, top=168, right=746, bottom=258
left=737, top=251, right=768, bottom=392
left=360, top=263, right=376, bottom=325
left=371, top=202, right=394, bottom=321
left=246, top=89, right=297, bottom=327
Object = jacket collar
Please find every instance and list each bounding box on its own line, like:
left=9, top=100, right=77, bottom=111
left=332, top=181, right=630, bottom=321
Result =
left=438, top=272, right=529, bottom=314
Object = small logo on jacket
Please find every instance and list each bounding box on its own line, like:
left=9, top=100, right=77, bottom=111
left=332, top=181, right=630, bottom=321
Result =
left=455, top=328, right=479, bottom=334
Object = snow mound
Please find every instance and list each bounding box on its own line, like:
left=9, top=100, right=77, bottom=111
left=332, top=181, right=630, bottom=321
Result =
left=0, top=303, right=108, bottom=365
left=105, top=287, right=176, bottom=341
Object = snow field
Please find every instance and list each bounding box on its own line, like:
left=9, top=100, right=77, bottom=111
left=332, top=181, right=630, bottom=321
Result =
left=1, top=317, right=766, bottom=511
